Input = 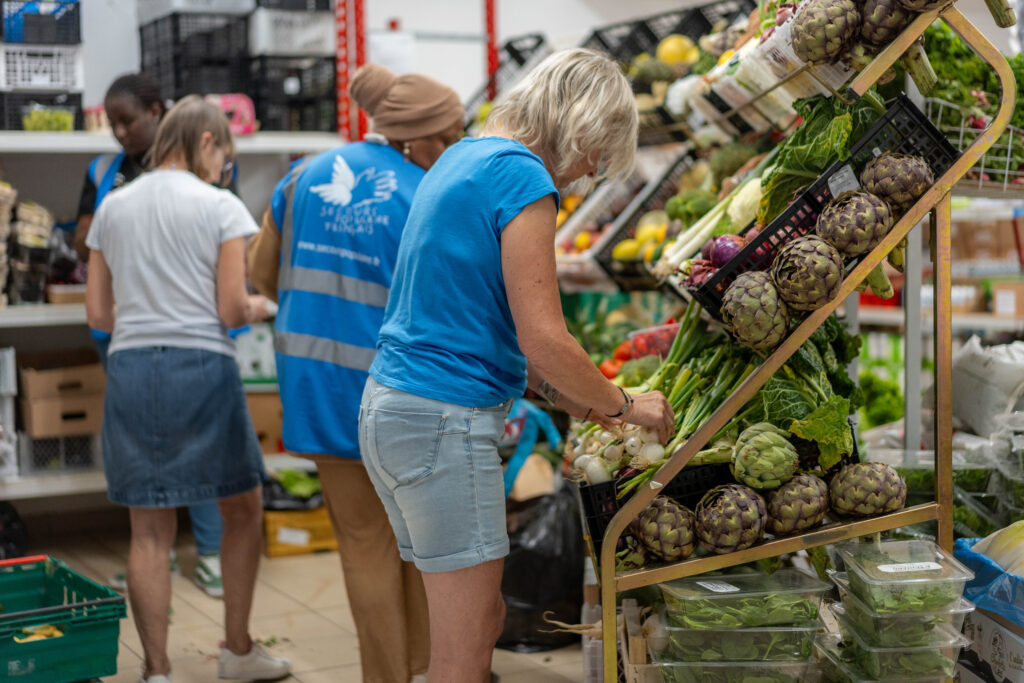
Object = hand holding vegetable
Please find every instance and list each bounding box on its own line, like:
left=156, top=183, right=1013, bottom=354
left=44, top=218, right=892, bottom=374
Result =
left=623, top=391, right=675, bottom=444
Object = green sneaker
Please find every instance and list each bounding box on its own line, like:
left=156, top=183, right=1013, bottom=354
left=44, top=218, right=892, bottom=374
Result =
left=194, top=553, right=223, bottom=598
left=109, top=550, right=179, bottom=591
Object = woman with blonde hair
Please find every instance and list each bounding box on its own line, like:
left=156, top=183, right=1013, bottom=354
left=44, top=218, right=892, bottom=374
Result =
left=86, top=95, right=291, bottom=683
left=358, top=48, right=673, bottom=683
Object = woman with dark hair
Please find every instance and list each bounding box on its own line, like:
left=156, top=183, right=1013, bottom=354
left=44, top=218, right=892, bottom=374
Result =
left=77, top=74, right=227, bottom=600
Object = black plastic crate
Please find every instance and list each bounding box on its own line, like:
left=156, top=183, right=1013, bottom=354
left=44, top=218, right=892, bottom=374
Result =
left=0, top=90, right=81, bottom=130
left=688, top=94, right=960, bottom=319
left=248, top=55, right=334, bottom=99
left=595, top=150, right=699, bottom=291
left=255, top=97, right=335, bottom=132
left=464, top=34, right=550, bottom=131
left=581, top=0, right=755, bottom=65
left=576, top=464, right=733, bottom=558
left=256, top=0, right=330, bottom=7
left=638, top=106, right=691, bottom=148
left=140, top=13, right=249, bottom=99
left=1, top=1, right=80, bottom=44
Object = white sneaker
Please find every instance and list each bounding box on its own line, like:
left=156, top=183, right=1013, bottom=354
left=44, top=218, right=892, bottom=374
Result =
left=194, top=553, right=224, bottom=598
left=218, top=642, right=292, bottom=680
left=138, top=670, right=172, bottom=683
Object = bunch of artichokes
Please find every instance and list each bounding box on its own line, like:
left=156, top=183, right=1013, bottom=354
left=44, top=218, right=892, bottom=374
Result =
left=817, top=191, right=893, bottom=257
left=861, top=152, right=935, bottom=214
left=791, top=0, right=860, bottom=63
left=631, top=496, right=696, bottom=562
left=767, top=474, right=830, bottom=535
left=720, top=272, right=789, bottom=353
left=696, top=484, right=767, bottom=554
left=829, top=462, right=908, bottom=516
left=731, top=423, right=800, bottom=490
left=771, top=236, right=844, bottom=311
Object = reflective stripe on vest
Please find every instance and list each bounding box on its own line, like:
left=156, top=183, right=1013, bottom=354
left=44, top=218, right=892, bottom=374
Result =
left=275, top=156, right=381, bottom=372
left=89, top=152, right=126, bottom=212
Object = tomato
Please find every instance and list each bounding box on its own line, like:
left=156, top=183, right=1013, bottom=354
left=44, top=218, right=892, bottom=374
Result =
left=599, top=360, right=622, bottom=379
left=613, top=341, right=633, bottom=361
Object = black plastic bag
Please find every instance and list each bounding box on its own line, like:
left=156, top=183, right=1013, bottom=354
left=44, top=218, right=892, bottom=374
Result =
left=496, top=481, right=584, bottom=653
left=262, top=479, right=324, bottom=510
left=0, top=502, right=28, bottom=559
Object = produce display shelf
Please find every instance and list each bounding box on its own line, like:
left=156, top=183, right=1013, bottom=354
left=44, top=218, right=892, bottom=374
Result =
left=0, top=302, right=85, bottom=327
left=0, top=469, right=105, bottom=500
left=595, top=6, right=1014, bottom=680
left=0, top=130, right=340, bottom=154
left=857, top=306, right=1024, bottom=333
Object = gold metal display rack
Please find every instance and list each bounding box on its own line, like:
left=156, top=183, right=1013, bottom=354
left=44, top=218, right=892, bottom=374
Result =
left=595, top=6, right=1017, bottom=679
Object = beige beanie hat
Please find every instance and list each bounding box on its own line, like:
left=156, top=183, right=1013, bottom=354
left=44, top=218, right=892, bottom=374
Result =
left=349, top=64, right=464, bottom=141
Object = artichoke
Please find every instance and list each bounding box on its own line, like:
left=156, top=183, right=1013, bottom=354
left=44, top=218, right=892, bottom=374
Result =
left=791, top=0, right=861, bottom=64
left=771, top=236, right=844, bottom=312
left=616, top=536, right=649, bottom=572
left=720, top=272, right=790, bottom=353
left=861, top=0, right=913, bottom=45
left=767, top=474, right=830, bottom=535
left=840, top=42, right=899, bottom=83
left=817, top=190, right=894, bottom=257
left=731, top=423, right=800, bottom=490
left=829, top=462, right=908, bottom=516
left=860, top=152, right=935, bottom=214
left=630, top=496, right=696, bottom=562
left=696, top=484, right=767, bottom=554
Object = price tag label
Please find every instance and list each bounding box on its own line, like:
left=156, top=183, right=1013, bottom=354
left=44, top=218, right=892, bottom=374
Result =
left=696, top=580, right=741, bottom=593
left=277, top=527, right=311, bottom=547
left=828, top=164, right=860, bottom=197
left=877, top=561, right=943, bottom=574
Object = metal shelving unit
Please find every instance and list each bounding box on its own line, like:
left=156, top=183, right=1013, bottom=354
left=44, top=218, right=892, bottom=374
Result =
left=595, top=7, right=1017, bottom=679
left=0, top=130, right=340, bottom=155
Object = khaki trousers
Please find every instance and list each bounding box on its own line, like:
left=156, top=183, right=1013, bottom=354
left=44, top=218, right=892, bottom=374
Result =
left=307, top=455, right=431, bottom=683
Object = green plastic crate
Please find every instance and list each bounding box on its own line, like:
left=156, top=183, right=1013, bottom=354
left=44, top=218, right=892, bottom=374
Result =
left=0, top=555, right=126, bottom=681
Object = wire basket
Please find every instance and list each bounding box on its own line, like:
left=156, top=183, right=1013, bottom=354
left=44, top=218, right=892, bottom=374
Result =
left=595, top=149, right=700, bottom=292
left=17, top=432, right=101, bottom=476
left=684, top=94, right=959, bottom=319
left=464, top=34, right=551, bottom=135
left=1, top=1, right=79, bottom=44
left=0, top=44, right=83, bottom=92
left=249, top=55, right=334, bottom=131
left=925, top=97, right=1024, bottom=196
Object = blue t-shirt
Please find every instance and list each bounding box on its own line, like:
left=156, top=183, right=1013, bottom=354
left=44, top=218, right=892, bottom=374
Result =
left=370, top=137, right=559, bottom=407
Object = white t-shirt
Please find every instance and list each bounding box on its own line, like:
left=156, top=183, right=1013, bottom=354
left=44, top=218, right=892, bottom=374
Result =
left=86, top=169, right=259, bottom=357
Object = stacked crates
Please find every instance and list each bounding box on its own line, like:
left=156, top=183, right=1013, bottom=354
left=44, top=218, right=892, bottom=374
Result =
left=0, top=0, right=83, bottom=130
left=138, top=0, right=335, bottom=131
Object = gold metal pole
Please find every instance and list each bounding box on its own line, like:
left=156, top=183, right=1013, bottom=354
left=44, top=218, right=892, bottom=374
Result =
left=598, top=9, right=1015, bottom=679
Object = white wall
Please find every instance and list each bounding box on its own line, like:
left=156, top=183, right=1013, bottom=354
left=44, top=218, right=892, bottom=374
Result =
left=81, top=0, right=141, bottom=107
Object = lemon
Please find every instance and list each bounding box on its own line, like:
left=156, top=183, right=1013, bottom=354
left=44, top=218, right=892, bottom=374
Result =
left=717, top=50, right=736, bottom=66
left=641, top=241, right=659, bottom=263
left=612, top=239, right=641, bottom=260
left=574, top=231, right=592, bottom=252
left=563, top=195, right=582, bottom=213
left=556, top=209, right=569, bottom=229
left=635, top=224, right=666, bottom=245
left=656, top=34, right=699, bottom=67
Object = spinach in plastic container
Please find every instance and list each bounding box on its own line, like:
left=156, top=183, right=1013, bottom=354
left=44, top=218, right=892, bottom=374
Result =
left=664, top=624, right=815, bottom=662
left=838, top=540, right=972, bottom=615
left=814, top=633, right=955, bottom=683
left=952, top=468, right=992, bottom=493
left=651, top=659, right=816, bottom=683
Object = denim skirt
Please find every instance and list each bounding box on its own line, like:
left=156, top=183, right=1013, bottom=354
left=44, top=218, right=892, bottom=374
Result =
left=102, top=346, right=265, bottom=508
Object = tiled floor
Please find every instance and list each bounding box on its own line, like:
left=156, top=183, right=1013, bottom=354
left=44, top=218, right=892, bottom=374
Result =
left=33, top=532, right=587, bottom=683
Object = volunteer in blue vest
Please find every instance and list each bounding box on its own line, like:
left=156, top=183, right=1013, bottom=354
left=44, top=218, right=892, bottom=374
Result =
left=75, top=73, right=227, bottom=599
left=360, top=48, right=673, bottom=683
left=86, top=96, right=291, bottom=683
left=248, top=64, right=463, bottom=683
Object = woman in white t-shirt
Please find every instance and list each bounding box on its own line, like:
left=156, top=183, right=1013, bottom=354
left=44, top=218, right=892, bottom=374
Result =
left=85, top=96, right=291, bottom=683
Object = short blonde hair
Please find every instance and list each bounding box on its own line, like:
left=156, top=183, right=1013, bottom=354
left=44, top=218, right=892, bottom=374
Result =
left=151, top=95, right=234, bottom=176
left=484, top=48, right=637, bottom=183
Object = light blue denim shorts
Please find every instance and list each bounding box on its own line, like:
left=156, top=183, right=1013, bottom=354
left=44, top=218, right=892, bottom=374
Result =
left=358, top=376, right=513, bottom=573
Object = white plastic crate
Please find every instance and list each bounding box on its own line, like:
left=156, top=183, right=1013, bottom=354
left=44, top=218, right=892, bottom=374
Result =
left=0, top=43, right=83, bottom=91
left=0, top=347, right=15, bottom=396
left=249, top=8, right=333, bottom=57
left=17, top=432, right=101, bottom=476
left=136, top=0, right=255, bottom=26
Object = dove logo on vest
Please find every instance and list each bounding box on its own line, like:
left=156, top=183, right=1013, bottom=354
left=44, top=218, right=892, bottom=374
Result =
left=310, top=154, right=398, bottom=236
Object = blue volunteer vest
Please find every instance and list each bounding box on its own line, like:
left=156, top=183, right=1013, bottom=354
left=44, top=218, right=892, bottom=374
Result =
left=272, top=140, right=424, bottom=458
left=88, top=151, right=126, bottom=211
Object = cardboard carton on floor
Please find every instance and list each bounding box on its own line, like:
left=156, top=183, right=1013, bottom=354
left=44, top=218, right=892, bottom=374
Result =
left=263, top=507, right=337, bottom=558
left=245, top=392, right=282, bottom=454
left=963, top=608, right=1024, bottom=683
left=18, top=349, right=105, bottom=400
left=21, top=394, right=103, bottom=439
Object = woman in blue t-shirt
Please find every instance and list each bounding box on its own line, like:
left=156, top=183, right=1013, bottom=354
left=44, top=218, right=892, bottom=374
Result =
left=360, top=48, right=673, bottom=682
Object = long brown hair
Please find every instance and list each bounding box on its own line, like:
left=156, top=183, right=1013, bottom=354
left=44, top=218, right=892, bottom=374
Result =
left=150, top=95, right=234, bottom=176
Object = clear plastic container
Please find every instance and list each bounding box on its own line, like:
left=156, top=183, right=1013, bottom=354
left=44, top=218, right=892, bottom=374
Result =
left=831, top=573, right=974, bottom=647
left=639, top=657, right=820, bottom=683
left=814, top=633, right=953, bottom=683
left=628, top=323, right=681, bottom=360
left=837, top=540, right=973, bottom=614
left=659, top=623, right=817, bottom=662
left=826, top=604, right=969, bottom=679
left=659, top=569, right=830, bottom=629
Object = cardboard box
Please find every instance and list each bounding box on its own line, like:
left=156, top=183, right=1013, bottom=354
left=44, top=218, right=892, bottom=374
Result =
left=18, top=349, right=105, bottom=400
left=958, top=659, right=1000, bottom=683
left=992, top=281, right=1024, bottom=318
left=263, top=506, right=338, bottom=557
left=963, top=608, right=1024, bottom=683
left=45, top=284, right=86, bottom=304
left=246, top=392, right=282, bottom=454
left=21, top=394, right=103, bottom=439
left=952, top=282, right=988, bottom=314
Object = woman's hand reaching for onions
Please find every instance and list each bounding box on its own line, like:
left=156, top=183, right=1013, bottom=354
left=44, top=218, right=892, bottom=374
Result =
left=622, top=391, right=674, bottom=444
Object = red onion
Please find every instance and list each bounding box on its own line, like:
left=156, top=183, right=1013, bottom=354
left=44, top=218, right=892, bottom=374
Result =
left=700, top=238, right=715, bottom=261
left=710, top=234, right=747, bottom=267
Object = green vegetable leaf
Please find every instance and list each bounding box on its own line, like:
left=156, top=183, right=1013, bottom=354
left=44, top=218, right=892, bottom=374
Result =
left=788, top=397, right=853, bottom=470
left=761, top=375, right=815, bottom=427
